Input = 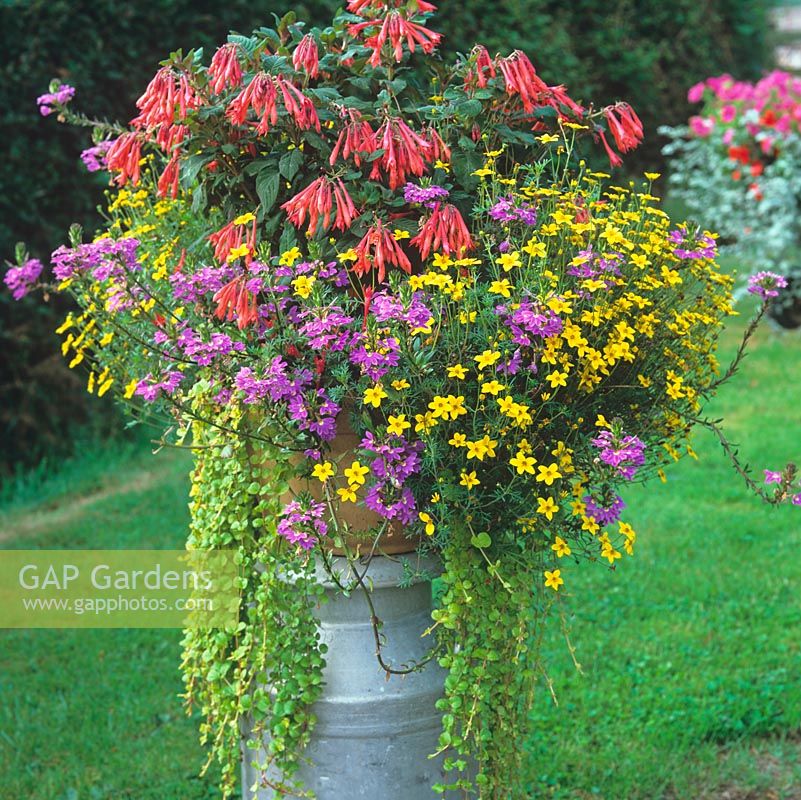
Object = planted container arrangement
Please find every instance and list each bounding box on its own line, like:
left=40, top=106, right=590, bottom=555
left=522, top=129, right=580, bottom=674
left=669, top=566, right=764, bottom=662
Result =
left=7, top=2, right=801, bottom=798
left=661, top=70, right=801, bottom=327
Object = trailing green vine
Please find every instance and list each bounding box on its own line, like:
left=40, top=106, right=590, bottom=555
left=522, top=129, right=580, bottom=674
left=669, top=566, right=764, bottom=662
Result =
left=181, top=399, right=326, bottom=798
left=432, top=523, right=546, bottom=798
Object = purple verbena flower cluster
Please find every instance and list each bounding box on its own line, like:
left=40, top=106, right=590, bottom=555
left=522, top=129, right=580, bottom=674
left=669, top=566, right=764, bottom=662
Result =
left=370, top=291, right=433, bottom=332
left=591, top=429, right=646, bottom=480
left=495, top=298, right=563, bottom=347
left=135, top=370, right=183, bottom=401
left=567, top=247, right=623, bottom=280
left=170, top=265, right=235, bottom=303
left=747, top=271, right=788, bottom=300
left=51, top=237, right=140, bottom=282
left=80, top=140, right=113, bottom=172
left=277, top=500, right=328, bottom=549
left=37, top=84, right=75, bottom=116
left=403, top=182, right=449, bottom=207
left=3, top=258, right=43, bottom=300
left=668, top=227, right=717, bottom=260
left=360, top=431, right=423, bottom=524
left=583, top=493, right=626, bottom=526
left=297, top=307, right=356, bottom=350
left=350, top=336, right=400, bottom=380
left=488, top=196, right=537, bottom=226
left=234, top=359, right=339, bottom=441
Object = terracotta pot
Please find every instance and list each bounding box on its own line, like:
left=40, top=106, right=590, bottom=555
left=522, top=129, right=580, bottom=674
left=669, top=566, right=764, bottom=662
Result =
left=282, top=411, right=421, bottom=555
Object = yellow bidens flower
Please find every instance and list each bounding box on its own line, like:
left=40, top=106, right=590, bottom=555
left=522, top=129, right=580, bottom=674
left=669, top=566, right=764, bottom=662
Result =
left=280, top=246, right=303, bottom=266
left=447, top=364, right=468, bottom=380
left=474, top=350, right=501, bottom=370
left=387, top=414, right=411, bottom=436
left=536, top=463, right=562, bottom=485
left=363, top=384, right=388, bottom=408
left=418, top=512, right=435, bottom=536
left=429, top=394, right=467, bottom=420
left=510, top=451, right=536, bottom=475
left=312, top=461, right=335, bottom=482
left=497, top=251, right=521, bottom=272
left=490, top=279, right=513, bottom=298
left=449, top=432, right=467, bottom=447
left=392, top=379, right=411, bottom=391
left=344, top=461, right=369, bottom=486
left=459, top=470, right=480, bottom=490
left=480, top=380, right=505, bottom=396
left=292, top=275, right=316, bottom=299
left=466, top=435, right=498, bottom=462
left=537, top=497, right=560, bottom=521
left=544, top=569, right=564, bottom=591
left=337, top=485, right=358, bottom=503
left=551, top=536, right=571, bottom=558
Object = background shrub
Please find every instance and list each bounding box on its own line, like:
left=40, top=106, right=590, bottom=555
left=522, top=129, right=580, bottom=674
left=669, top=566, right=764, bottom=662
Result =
left=0, top=0, right=769, bottom=475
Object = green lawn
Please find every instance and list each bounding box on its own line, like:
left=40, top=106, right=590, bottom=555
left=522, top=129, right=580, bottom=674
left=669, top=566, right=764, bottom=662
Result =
left=1, top=311, right=800, bottom=799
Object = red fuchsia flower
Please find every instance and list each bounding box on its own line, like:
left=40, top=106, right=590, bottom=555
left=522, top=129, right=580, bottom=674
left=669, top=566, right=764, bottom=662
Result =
left=281, top=176, right=358, bottom=234
left=349, top=11, right=441, bottom=68
left=497, top=51, right=549, bottom=114
left=352, top=220, right=412, bottom=282
left=155, top=122, right=188, bottom=153
left=226, top=73, right=278, bottom=134
left=604, top=102, right=643, bottom=155
left=410, top=202, right=474, bottom=261
left=226, top=73, right=319, bottom=134
left=293, top=34, right=320, bottom=79
left=547, top=84, right=584, bottom=118
left=132, top=67, right=200, bottom=132
left=329, top=110, right=378, bottom=167
left=106, top=133, right=144, bottom=186
left=597, top=131, right=623, bottom=169
left=208, top=43, right=243, bottom=94
left=346, top=0, right=437, bottom=13
left=208, top=215, right=257, bottom=265
left=157, top=152, right=181, bottom=199
left=213, top=275, right=259, bottom=329
left=422, top=124, right=451, bottom=163
left=373, top=116, right=433, bottom=189
left=463, top=45, right=496, bottom=90
left=275, top=75, right=321, bottom=131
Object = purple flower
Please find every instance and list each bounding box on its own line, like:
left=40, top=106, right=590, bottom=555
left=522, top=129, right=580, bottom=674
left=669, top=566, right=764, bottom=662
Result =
left=51, top=237, right=140, bottom=282
left=748, top=271, right=788, bottom=300
left=4, top=258, right=43, bottom=300
left=37, top=84, right=75, bottom=116
left=80, top=140, right=113, bottom=172
left=170, top=265, right=234, bottom=303
left=135, top=370, right=183, bottom=402
left=277, top=500, right=328, bottom=549
left=488, top=196, right=537, bottom=226
left=175, top=327, right=245, bottom=366
left=583, top=494, right=625, bottom=526
left=359, top=431, right=424, bottom=525
left=591, top=429, right=646, bottom=480
left=404, top=182, right=449, bottom=208
left=764, top=469, right=783, bottom=485
left=792, top=493, right=801, bottom=506
left=298, top=307, right=356, bottom=350
left=350, top=336, right=400, bottom=381
left=668, top=226, right=718, bottom=260
left=495, top=298, right=563, bottom=347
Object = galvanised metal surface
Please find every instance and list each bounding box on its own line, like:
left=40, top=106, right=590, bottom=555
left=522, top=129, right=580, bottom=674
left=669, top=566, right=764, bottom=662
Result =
left=242, top=554, right=453, bottom=799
